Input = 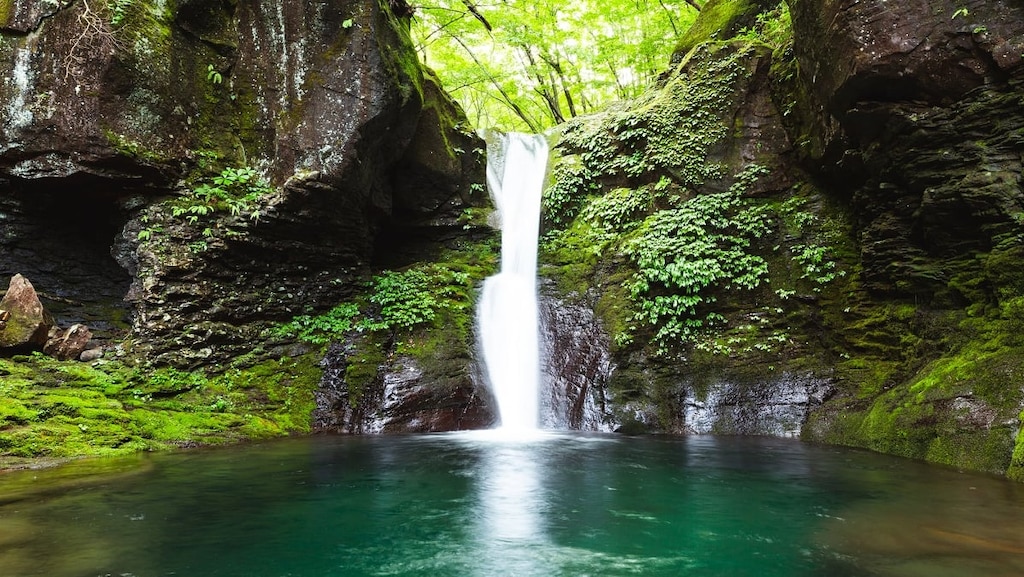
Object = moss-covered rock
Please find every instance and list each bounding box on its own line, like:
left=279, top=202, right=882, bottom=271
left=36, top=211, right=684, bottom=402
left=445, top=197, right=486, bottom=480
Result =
left=0, top=352, right=321, bottom=469
left=0, top=0, right=488, bottom=368
left=308, top=238, right=499, bottom=433
left=671, top=0, right=781, bottom=62
left=539, top=0, right=1024, bottom=481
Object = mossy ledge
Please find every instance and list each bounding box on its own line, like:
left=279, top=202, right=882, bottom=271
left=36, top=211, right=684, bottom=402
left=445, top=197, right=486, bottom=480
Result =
left=0, top=353, right=321, bottom=470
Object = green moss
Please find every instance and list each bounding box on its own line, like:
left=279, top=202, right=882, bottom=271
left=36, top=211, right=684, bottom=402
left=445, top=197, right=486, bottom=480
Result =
left=837, top=358, right=900, bottom=398
left=672, top=0, right=779, bottom=59
left=858, top=395, right=937, bottom=459
left=381, top=6, right=425, bottom=105
left=1010, top=417, right=1024, bottom=482
left=0, top=398, right=36, bottom=427
left=103, top=130, right=170, bottom=163
left=0, top=352, right=323, bottom=469
left=926, top=429, right=1016, bottom=475
left=812, top=321, right=1024, bottom=477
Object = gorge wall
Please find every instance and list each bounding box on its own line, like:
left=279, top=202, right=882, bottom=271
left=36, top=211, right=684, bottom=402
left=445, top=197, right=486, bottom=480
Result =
left=537, top=0, right=1024, bottom=480
left=0, top=0, right=495, bottom=462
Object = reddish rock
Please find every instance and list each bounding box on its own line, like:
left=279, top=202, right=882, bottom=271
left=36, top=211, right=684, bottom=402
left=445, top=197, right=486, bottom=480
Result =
left=44, top=323, right=94, bottom=361
left=0, top=274, right=55, bottom=352
left=789, top=0, right=1024, bottom=114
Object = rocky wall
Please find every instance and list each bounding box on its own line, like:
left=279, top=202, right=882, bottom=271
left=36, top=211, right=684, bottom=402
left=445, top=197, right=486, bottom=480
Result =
left=0, top=0, right=487, bottom=367
left=538, top=0, right=1024, bottom=479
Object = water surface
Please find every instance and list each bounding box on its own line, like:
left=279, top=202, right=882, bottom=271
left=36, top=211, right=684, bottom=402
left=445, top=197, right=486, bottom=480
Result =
left=1, top=433, right=1022, bottom=577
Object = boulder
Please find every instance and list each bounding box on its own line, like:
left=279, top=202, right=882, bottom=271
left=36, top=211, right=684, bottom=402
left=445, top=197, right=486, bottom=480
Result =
left=43, top=323, right=93, bottom=361
left=314, top=344, right=495, bottom=434
left=0, top=274, right=54, bottom=352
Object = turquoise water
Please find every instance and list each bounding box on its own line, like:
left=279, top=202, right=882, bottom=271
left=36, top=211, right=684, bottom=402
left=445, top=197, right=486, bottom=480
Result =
left=1, top=433, right=1022, bottom=576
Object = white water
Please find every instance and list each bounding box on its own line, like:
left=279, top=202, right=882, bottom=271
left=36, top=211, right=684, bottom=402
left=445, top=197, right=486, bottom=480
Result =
left=477, top=132, right=549, bottom=433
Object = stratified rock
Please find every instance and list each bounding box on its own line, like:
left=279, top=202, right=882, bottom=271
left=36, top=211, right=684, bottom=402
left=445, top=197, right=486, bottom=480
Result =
left=0, top=274, right=54, bottom=351
left=789, top=0, right=1024, bottom=115
left=43, top=323, right=93, bottom=361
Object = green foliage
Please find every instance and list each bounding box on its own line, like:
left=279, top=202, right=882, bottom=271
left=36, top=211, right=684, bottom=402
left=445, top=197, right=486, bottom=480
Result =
left=280, top=303, right=360, bottom=345
left=542, top=155, right=599, bottom=227
left=107, top=0, right=133, bottom=26
left=171, top=166, right=272, bottom=225
left=734, top=3, right=792, bottom=53
left=206, top=64, right=223, bottom=85
left=792, top=243, right=845, bottom=289
left=366, top=269, right=440, bottom=330
left=277, top=248, right=495, bottom=345
left=412, top=0, right=697, bottom=131
left=624, top=166, right=773, bottom=352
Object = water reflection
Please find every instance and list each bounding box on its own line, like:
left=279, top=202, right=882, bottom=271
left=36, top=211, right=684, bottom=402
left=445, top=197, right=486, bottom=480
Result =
left=477, top=441, right=545, bottom=543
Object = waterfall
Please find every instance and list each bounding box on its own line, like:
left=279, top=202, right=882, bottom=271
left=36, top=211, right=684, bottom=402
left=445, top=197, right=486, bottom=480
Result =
left=477, top=132, right=549, bottom=432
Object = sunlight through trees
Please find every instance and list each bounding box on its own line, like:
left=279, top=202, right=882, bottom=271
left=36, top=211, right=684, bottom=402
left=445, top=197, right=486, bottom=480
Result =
left=412, top=1, right=699, bottom=131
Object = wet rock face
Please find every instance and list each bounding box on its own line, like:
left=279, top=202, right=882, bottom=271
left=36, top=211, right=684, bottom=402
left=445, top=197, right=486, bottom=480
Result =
left=315, top=344, right=496, bottom=434
left=681, top=375, right=834, bottom=437
left=538, top=287, right=616, bottom=431
left=0, top=0, right=486, bottom=365
left=537, top=287, right=833, bottom=436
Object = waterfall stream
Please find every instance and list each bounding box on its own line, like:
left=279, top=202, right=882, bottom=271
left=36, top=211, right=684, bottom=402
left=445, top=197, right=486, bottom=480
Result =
left=477, top=132, right=549, bottom=432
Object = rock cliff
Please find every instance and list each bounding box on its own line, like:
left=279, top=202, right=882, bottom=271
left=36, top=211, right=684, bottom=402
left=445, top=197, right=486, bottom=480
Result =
left=0, top=0, right=486, bottom=364
left=0, top=0, right=493, bottom=462
left=538, top=0, right=1024, bottom=480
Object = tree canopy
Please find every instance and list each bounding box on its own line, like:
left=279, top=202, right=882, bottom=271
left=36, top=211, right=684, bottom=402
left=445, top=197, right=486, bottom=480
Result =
left=412, top=1, right=699, bottom=132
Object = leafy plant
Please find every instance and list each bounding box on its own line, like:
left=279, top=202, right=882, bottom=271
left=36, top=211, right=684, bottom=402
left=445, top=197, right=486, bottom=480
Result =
left=206, top=64, right=223, bottom=85
left=735, top=4, right=792, bottom=52
left=172, top=166, right=272, bottom=225
left=276, top=260, right=485, bottom=345
left=623, top=166, right=774, bottom=353
left=279, top=303, right=360, bottom=345
left=107, top=0, right=133, bottom=26
left=363, top=270, right=439, bottom=331
left=792, top=243, right=845, bottom=289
